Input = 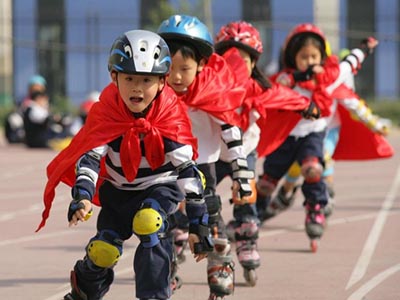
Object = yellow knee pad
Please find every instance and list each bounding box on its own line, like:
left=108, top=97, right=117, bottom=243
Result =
left=87, top=240, right=121, bottom=268
left=287, top=162, right=302, bottom=178
left=132, top=199, right=166, bottom=248
left=132, top=207, right=163, bottom=235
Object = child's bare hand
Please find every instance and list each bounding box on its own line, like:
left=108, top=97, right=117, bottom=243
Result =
left=68, top=199, right=93, bottom=227
left=188, top=233, right=208, bottom=262
left=366, top=37, right=379, bottom=50
left=312, top=65, right=324, bottom=74
left=360, top=37, right=379, bottom=55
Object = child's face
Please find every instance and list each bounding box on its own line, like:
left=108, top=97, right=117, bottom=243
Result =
left=35, top=95, right=49, bottom=108
left=112, top=72, right=165, bottom=113
left=167, top=50, right=205, bottom=94
left=295, top=44, right=322, bottom=72
left=237, top=48, right=255, bottom=77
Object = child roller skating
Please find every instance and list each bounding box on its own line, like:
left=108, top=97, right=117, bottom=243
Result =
left=37, top=29, right=213, bottom=300
left=256, top=23, right=380, bottom=252
left=158, top=15, right=255, bottom=298
left=214, top=20, right=313, bottom=283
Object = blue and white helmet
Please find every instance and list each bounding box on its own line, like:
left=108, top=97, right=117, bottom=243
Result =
left=108, top=30, right=171, bottom=75
left=157, top=15, right=214, bottom=57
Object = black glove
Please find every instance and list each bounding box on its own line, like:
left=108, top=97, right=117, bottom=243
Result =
left=360, top=37, right=377, bottom=56
left=189, top=217, right=214, bottom=254
left=292, top=65, right=315, bottom=82
left=231, top=158, right=254, bottom=198
left=67, top=199, right=86, bottom=222
left=68, top=187, right=92, bottom=222
left=301, top=101, right=321, bottom=120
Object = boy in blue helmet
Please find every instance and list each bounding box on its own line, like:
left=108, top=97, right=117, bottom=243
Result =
left=158, top=15, right=253, bottom=299
left=36, top=29, right=213, bottom=300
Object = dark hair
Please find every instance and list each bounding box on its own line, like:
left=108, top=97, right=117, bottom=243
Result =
left=30, top=91, right=47, bottom=100
left=166, top=39, right=204, bottom=64
left=216, top=46, right=271, bottom=90
left=285, top=34, right=326, bottom=69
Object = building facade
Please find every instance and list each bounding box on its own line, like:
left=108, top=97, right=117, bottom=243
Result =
left=4, top=0, right=399, bottom=107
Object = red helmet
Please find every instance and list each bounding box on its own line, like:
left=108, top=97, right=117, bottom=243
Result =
left=215, top=21, right=263, bottom=59
left=283, top=23, right=329, bottom=68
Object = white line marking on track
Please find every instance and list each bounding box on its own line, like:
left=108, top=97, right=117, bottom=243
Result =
left=347, top=263, right=400, bottom=300
left=346, top=163, right=400, bottom=289
left=0, top=230, right=76, bottom=246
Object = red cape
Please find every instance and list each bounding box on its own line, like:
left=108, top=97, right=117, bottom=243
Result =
left=179, top=51, right=245, bottom=126
left=255, top=83, right=310, bottom=157
left=331, top=85, right=394, bottom=160
left=217, top=48, right=311, bottom=157
left=36, top=83, right=197, bottom=231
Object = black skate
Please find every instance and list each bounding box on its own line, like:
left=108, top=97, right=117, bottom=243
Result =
left=64, top=270, right=88, bottom=300
left=264, top=185, right=298, bottom=220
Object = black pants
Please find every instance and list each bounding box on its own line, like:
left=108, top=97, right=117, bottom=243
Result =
left=74, top=181, right=182, bottom=300
left=262, top=131, right=328, bottom=206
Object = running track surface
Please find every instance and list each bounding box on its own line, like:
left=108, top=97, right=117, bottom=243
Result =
left=1, top=130, right=399, bottom=300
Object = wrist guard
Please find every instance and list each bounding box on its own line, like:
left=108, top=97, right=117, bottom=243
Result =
left=301, top=101, right=321, bottom=119
left=293, top=65, right=315, bottom=82
left=189, top=215, right=214, bottom=254
left=68, top=199, right=92, bottom=222
left=231, top=158, right=254, bottom=198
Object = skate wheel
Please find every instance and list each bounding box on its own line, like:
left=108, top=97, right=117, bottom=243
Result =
left=310, top=239, right=318, bottom=253
left=243, top=268, right=257, bottom=287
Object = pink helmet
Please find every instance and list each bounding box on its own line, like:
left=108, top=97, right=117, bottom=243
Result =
left=215, top=21, right=263, bottom=59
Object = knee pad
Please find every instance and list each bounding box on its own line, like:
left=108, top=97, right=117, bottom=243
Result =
left=86, top=230, right=123, bottom=268
left=301, top=157, right=323, bottom=183
left=132, top=198, right=166, bottom=248
left=256, top=174, right=278, bottom=197
left=286, top=162, right=302, bottom=183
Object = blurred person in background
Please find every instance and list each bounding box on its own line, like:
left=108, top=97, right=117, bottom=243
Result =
left=4, top=74, right=47, bottom=144
left=23, top=90, right=53, bottom=148
left=68, top=91, right=100, bottom=136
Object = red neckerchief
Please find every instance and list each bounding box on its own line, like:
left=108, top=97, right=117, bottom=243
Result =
left=36, top=83, right=197, bottom=231
left=178, top=52, right=245, bottom=126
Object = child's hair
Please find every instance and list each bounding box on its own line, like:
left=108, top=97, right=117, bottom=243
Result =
left=30, top=90, right=47, bottom=100
left=166, top=39, right=204, bottom=64
left=215, top=21, right=271, bottom=89
left=283, top=23, right=328, bottom=69
left=157, top=14, right=214, bottom=59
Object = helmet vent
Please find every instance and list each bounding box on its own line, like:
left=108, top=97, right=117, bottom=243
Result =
left=139, top=41, right=148, bottom=52
left=153, top=46, right=161, bottom=59
left=124, top=45, right=132, bottom=58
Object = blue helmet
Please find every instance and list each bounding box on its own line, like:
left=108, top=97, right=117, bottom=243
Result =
left=108, top=30, right=171, bottom=76
left=157, top=15, right=214, bottom=58
left=28, top=75, right=47, bottom=87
